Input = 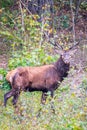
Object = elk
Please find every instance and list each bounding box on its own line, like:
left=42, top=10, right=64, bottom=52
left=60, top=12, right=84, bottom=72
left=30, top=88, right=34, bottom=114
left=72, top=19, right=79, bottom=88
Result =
left=4, top=44, right=78, bottom=107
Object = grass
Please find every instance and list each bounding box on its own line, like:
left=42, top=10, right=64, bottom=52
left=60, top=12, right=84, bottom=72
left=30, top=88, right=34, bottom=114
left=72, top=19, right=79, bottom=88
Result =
left=0, top=79, right=87, bottom=130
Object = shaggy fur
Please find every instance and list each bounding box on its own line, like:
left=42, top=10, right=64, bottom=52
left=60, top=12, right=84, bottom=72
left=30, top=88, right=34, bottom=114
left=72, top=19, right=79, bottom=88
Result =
left=4, top=56, right=70, bottom=107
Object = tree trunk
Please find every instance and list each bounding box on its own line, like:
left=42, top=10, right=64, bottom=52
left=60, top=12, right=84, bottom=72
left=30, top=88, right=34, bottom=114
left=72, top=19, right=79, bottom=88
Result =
left=28, top=0, right=54, bottom=16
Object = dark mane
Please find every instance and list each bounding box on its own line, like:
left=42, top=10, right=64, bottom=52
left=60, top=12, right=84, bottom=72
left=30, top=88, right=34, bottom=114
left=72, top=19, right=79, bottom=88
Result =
left=54, top=56, right=70, bottom=81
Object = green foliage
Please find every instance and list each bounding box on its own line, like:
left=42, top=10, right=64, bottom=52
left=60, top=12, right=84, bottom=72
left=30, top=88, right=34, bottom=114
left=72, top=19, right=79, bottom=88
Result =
left=0, top=0, right=14, bottom=8
left=61, top=15, right=69, bottom=28
left=0, top=30, right=22, bottom=43
left=80, top=78, right=87, bottom=91
left=0, top=11, right=44, bottom=55
left=80, top=1, right=87, bottom=10
left=8, top=48, right=58, bottom=69
left=0, top=68, right=10, bottom=90
left=0, top=68, right=7, bottom=85
left=53, top=15, right=70, bottom=30
left=58, top=85, right=70, bottom=92
left=0, top=9, right=15, bottom=28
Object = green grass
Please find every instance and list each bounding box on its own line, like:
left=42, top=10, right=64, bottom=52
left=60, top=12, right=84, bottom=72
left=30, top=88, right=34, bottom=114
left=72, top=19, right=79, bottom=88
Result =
left=0, top=82, right=87, bottom=130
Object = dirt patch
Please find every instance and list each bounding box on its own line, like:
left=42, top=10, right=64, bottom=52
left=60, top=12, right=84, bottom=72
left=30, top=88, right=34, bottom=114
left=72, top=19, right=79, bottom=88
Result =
left=0, top=54, right=8, bottom=69
left=0, top=42, right=9, bottom=69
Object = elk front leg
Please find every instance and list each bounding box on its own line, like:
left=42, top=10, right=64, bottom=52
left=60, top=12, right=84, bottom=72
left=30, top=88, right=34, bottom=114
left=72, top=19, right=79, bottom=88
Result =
left=41, top=92, right=48, bottom=104
left=50, top=90, right=54, bottom=98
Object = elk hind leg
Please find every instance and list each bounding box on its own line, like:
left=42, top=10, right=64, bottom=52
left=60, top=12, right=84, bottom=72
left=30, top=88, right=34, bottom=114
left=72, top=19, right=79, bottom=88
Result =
left=50, top=90, right=54, bottom=98
left=4, top=89, right=15, bottom=107
left=12, top=91, right=20, bottom=106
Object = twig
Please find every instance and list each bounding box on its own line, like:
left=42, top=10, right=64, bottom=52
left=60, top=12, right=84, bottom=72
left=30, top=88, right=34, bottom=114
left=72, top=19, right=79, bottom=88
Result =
left=70, top=0, right=76, bottom=45
left=39, top=15, right=44, bottom=47
left=20, top=0, right=37, bottom=21
left=75, top=0, right=81, bottom=21
left=19, top=0, right=25, bottom=32
left=44, top=32, right=63, bottom=50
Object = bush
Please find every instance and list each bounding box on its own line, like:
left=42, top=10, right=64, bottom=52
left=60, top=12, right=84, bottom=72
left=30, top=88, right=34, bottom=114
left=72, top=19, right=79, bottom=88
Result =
left=0, top=0, right=14, bottom=8
left=8, top=48, right=58, bottom=70
left=0, top=68, right=10, bottom=90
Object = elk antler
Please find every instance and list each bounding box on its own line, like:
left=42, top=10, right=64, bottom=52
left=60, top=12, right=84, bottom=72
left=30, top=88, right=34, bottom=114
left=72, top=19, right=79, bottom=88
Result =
left=44, top=32, right=63, bottom=50
left=69, top=39, right=81, bottom=50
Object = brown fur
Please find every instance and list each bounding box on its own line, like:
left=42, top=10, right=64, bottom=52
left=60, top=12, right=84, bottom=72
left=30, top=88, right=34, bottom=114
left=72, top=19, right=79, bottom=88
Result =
left=4, top=56, right=70, bottom=107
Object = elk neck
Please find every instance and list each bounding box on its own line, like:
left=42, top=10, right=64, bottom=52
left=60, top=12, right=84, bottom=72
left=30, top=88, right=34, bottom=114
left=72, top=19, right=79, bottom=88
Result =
left=54, top=56, right=70, bottom=80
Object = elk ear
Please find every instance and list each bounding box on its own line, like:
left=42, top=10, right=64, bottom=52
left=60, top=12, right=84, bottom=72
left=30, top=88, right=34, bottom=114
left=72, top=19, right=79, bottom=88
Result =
left=55, top=50, right=64, bottom=55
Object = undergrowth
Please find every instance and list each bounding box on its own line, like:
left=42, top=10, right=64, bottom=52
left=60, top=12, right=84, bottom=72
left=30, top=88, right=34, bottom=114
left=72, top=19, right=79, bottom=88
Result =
left=0, top=81, right=87, bottom=130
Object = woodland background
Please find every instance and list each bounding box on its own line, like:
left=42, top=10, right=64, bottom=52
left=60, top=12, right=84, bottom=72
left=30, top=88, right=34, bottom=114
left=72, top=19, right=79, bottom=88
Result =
left=0, top=0, right=87, bottom=130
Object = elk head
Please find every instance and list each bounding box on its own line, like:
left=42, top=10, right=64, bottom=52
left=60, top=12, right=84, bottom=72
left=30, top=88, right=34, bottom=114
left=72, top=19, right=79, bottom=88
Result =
left=54, top=41, right=80, bottom=65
